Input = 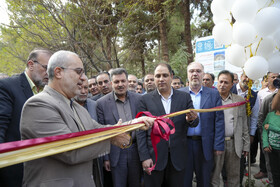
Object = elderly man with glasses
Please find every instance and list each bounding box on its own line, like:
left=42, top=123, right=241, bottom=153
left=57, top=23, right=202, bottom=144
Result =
left=19, top=50, right=155, bottom=187
left=0, top=48, right=53, bottom=187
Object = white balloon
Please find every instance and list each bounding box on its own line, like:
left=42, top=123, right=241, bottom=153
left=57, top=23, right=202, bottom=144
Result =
left=244, top=56, right=269, bottom=80
left=268, top=52, right=280, bottom=73
left=254, top=7, right=280, bottom=37
left=256, top=0, right=272, bottom=9
left=225, top=44, right=246, bottom=67
left=213, top=21, right=233, bottom=45
left=271, top=1, right=280, bottom=9
left=213, top=14, right=232, bottom=24
left=211, top=0, right=229, bottom=18
left=233, top=22, right=257, bottom=46
left=273, top=29, right=280, bottom=49
left=232, top=0, right=258, bottom=23
left=256, top=37, right=276, bottom=59
left=220, top=0, right=236, bottom=11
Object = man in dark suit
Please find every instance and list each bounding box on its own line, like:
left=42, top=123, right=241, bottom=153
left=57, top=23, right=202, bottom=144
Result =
left=96, top=68, right=143, bottom=187
left=137, top=63, right=198, bottom=187
left=180, top=62, right=224, bottom=187
left=0, top=48, right=53, bottom=187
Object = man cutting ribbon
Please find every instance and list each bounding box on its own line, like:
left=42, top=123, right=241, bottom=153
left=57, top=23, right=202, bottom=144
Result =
left=136, top=63, right=199, bottom=187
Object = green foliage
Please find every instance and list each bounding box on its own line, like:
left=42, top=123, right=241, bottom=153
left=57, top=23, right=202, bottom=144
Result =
left=169, top=45, right=190, bottom=83
left=0, top=0, right=214, bottom=77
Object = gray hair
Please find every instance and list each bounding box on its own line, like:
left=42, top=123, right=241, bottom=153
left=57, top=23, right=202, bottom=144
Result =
left=47, top=50, right=79, bottom=80
left=110, top=68, right=128, bottom=80
left=187, top=62, right=205, bottom=71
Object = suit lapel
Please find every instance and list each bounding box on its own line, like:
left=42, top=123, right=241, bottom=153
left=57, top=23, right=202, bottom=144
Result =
left=108, top=92, right=119, bottom=122
left=152, top=90, right=166, bottom=115
left=232, top=94, right=238, bottom=130
left=200, top=87, right=210, bottom=109
left=20, top=73, right=34, bottom=99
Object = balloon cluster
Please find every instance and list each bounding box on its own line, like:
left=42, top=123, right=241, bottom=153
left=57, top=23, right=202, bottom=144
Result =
left=211, top=0, right=280, bottom=80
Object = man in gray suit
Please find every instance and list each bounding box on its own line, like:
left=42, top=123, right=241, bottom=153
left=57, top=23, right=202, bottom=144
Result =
left=20, top=50, right=154, bottom=187
left=96, top=68, right=143, bottom=187
left=211, top=70, right=249, bottom=187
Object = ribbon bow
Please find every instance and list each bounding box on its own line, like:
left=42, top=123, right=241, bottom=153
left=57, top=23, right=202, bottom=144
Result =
left=136, top=111, right=175, bottom=172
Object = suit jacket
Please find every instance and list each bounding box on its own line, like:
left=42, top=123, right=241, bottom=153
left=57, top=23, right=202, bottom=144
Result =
left=86, top=98, right=98, bottom=120
left=231, top=94, right=250, bottom=158
left=20, top=85, right=110, bottom=187
left=0, top=72, right=33, bottom=187
left=136, top=89, right=198, bottom=171
left=180, top=86, right=224, bottom=161
left=96, top=91, right=140, bottom=167
left=0, top=73, right=33, bottom=143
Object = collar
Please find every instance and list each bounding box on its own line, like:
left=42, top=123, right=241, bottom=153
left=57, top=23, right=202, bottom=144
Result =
left=157, top=88, right=173, bottom=100
left=114, top=91, right=129, bottom=101
left=24, top=71, right=43, bottom=94
left=221, top=92, right=233, bottom=102
left=189, top=86, right=203, bottom=95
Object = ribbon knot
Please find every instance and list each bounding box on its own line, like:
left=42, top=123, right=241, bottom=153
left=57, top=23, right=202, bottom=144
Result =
left=136, top=111, right=175, bottom=172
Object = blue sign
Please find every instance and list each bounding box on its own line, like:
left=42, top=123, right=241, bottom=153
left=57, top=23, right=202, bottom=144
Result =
left=196, top=38, right=225, bottom=53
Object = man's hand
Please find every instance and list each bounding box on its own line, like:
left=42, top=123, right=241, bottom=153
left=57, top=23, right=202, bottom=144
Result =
left=111, top=133, right=130, bottom=148
left=138, top=116, right=155, bottom=130
left=186, top=110, right=198, bottom=122
left=214, top=150, right=224, bottom=156
left=264, top=124, right=269, bottom=130
left=104, top=160, right=111, bottom=171
left=264, top=145, right=272, bottom=152
left=142, top=159, right=153, bottom=175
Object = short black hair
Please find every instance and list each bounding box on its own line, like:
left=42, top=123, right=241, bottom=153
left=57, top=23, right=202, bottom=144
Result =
left=96, top=71, right=110, bottom=80
left=155, top=63, right=173, bottom=75
left=109, top=68, right=128, bottom=80
left=205, top=73, right=215, bottom=81
left=218, top=70, right=234, bottom=83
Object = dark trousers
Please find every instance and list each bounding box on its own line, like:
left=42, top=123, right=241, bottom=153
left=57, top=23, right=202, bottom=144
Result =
left=257, top=128, right=267, bottom=173
left=184, top=139, right=212, bottom=187
left=111, top=143, right=141, bottom=187
left=268, top=149, right=280, bottom=187
left=250, top=130, right=259, bottom=163
left=0, top=163, right=23, bottom=187
left=143, top=153, right=185, bottom=187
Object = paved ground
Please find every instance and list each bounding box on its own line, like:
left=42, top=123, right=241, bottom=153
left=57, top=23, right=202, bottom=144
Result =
left=191, top=148, right=271, bottom=187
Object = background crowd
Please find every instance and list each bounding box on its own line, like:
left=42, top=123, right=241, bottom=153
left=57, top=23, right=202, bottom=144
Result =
left=0, top=48, right=280, bottom=187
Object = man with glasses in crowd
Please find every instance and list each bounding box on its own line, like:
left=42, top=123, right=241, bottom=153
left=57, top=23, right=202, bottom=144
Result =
left=92, top=72, right=112, bottom=101
left=0, top=48, right=53, bottom=187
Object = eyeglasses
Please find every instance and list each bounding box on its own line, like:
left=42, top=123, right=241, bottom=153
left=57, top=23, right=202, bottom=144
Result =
left=60, top=67, right=84, bottom=77
left=33, top=60, right=48, bottom=70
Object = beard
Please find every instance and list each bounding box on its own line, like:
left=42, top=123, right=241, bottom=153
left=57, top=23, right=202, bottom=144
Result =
left=31, top=73, right=48, bottom=89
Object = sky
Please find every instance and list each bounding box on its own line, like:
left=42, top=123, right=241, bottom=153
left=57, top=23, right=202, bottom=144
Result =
left=0, top=0, right=9, bottom=25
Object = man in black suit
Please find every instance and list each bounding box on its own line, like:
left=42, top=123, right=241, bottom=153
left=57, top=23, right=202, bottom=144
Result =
left=0, top=48, right=52, bottom=187
left=96, top=68, right=143, bottom=187
left=136, top=63, right=198, bottom=187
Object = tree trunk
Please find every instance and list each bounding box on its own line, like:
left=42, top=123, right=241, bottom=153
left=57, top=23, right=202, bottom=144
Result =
left=182, top=0, right=193, bottom=63
left=159, top=16, right=169, bottom=62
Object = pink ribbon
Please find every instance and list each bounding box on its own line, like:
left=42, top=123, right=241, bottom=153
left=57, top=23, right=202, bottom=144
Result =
left=136, top=111, right=175, bottom=172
